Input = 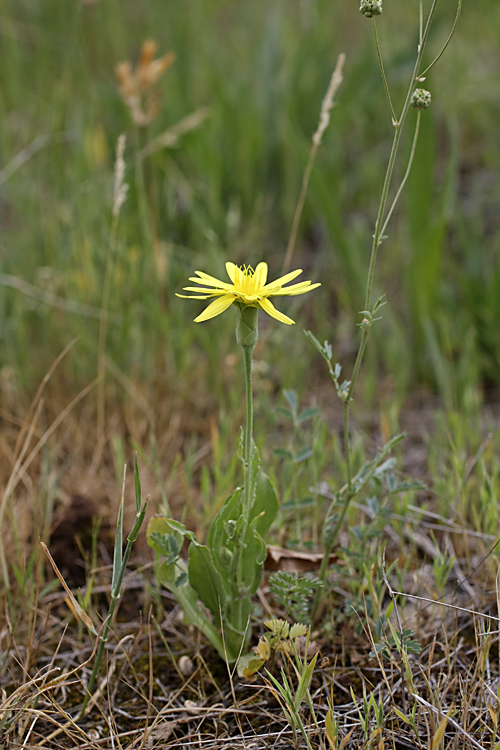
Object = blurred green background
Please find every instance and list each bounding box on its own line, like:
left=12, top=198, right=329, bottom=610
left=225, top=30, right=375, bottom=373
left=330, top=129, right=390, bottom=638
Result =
left=1, top=0, right=499, bottom=424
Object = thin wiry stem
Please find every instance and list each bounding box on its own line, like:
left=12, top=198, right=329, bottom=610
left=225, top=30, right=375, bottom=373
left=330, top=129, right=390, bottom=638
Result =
left=343, top=399, right=352, bottom=492
left=313, top=0, right=447, bottom=623
left=372, top=20, right=396, bottom=123
left=418, top=0, right=462, bottom=80
left=380, top=110, right=421, bottom=238
left=352, top=0, right=440, bottom=383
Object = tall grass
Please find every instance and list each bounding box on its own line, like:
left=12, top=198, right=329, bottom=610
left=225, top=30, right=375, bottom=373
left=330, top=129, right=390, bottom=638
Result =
left=0, top=0, right=499, bottom=412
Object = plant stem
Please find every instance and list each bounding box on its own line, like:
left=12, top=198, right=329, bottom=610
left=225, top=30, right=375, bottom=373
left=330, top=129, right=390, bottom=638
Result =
left=80, top=471, right=147, bottom=718
left=313, top=3, right=443, bottom=622
left=233, top=304, right=258, bottom=636
left=242, top=343, right=254, bottom=517
left=342, top=0, right=440, bottom=491
left=372, top=19, right=396, bottom=122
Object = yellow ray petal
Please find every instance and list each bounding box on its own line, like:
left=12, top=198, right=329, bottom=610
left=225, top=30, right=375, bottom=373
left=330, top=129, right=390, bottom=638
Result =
left=254, top=262, right=268, bottom=287
left=270, top=281, right=321, bottom=296
left=259, top=297, right=295, bottom=325
left=194, top=294, right=235, bottom=322
left=285, top=282, right=322, bottom=296
left=181, top=286, right=228, bottom=294
left=261, top=269, right=302, bottom=292
left=176, top=293, right=213, bottom=299
left=191, top=271, right=234, bottom=290
left=225, top=262, right=237, bottom=283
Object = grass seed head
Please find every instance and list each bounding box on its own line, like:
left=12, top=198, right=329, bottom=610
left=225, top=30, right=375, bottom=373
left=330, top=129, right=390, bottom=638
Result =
left=116, top=40, right=176, bottom=126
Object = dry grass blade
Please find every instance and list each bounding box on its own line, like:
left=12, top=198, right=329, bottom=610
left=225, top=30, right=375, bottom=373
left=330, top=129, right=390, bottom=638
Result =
left=40, top=542, right=97, bottom=635
left=0, top=134, right=49, bottom=186
left=0, top=376, right=98, bottom=527
left=138, top=107, right=211, bottom=159
left=413, top=695, right=485, bottom=750
left=0, top=274, right=118, bottom=321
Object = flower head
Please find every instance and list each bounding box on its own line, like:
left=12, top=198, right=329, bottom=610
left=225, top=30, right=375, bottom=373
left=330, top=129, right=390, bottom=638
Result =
left=411, top=88, right=432, bottom=110
left=177, top=261, right=320, bottom=325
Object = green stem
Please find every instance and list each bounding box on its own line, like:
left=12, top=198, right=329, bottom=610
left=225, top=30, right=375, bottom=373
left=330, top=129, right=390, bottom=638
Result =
left=345, top=0, right=441, bottom=439
left=242, top=343, right=254, bottom=517
left=313, top=1, right=442, bottom=622
left=80, top=494, right=147, bottom=717
left=343, top=399, right=352, bottom=491
left=233, top=304, right=258, bottom=636
left=372, top=19, right=396, bottom=122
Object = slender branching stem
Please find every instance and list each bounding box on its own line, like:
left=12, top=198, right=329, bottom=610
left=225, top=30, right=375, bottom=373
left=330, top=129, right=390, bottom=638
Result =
left=418, top=0, right=462, bottom=79
left=348, top=0, right=441, bottom=410
left=381, top=111, right=421, bottom=238
left=313, top=1, right=447, bottom=621
left=372, top=20, right=396, bottom=122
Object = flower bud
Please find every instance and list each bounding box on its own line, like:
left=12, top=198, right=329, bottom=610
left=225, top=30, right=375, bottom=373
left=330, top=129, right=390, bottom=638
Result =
left=359, top=0, right=382, bottom=18
left=411, top=88, right=432, bottom=110
left=236, top=305, right=259, bottom=348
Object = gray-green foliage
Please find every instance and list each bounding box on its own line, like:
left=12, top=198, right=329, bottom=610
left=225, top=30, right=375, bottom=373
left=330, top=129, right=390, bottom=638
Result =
left=148, top=448, right=279, bottom=663
left=268, top=570, right=322, bottom=623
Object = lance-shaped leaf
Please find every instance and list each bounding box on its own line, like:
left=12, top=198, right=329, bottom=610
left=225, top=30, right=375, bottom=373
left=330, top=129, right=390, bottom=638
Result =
left=252, top=468, right=279, bottom=537
left=208, top=489, right=242, bottom=578
left=188, top=542, right=227, bottom=626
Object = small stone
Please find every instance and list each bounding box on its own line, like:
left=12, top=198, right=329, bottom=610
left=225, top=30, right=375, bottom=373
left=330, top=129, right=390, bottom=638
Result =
left=178, top=655, right=195, bottom=676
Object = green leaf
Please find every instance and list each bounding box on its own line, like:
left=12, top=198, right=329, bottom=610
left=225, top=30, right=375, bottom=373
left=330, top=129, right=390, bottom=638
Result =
left=147, top=516, right=196, bottom=559
left=274, top=406, right=293, bottom=421
left=240, top=514, right=268, bottom=596
left=298, top=406, right=320, bottom=423
left=295, top=651, right=318, bottom=710
left=374, top=458, right=396, bottom=477
left=208, top=489, right=242, bottom=576
left=294, top=447, right=313, bottom=463
left=134, top=454, right=141, bottom=515
left=149, top=531, right=181, bottom=564
left=188, top=543, right=227, bottom=626
left=273, top=447, right=294, bottom=461
left=289, top=623, right=308, bottom=638
left=395, top=479, right=427, bottom=492
left=253, top=468, right=279, bottom=536
left=112, top=496, right=124, bottom=592
left=304, top=330, right=331, bottom=362
left=282, top=496, right=315, bottom=510
left=283, top=389, right=298, bottom=414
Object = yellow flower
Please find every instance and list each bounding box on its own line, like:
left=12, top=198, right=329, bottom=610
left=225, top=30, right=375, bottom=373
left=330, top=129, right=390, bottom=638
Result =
left=177, top=262, right=321, bottom=325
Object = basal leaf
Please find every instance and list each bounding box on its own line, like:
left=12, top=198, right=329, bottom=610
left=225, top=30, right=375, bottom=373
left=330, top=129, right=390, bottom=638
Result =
left=253, top=469, right=279, bottom=536
left=188, top=542, right=227, bottom=625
